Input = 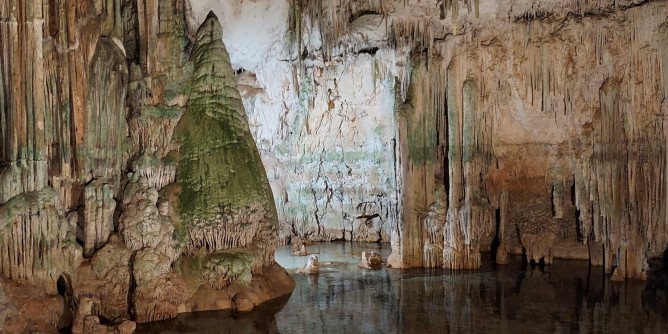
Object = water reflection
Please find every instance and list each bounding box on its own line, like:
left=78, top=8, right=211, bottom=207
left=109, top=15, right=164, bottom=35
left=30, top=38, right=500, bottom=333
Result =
left=135, top=295, right=290, bottom=334
left=138, top=243, right=668, bottom=334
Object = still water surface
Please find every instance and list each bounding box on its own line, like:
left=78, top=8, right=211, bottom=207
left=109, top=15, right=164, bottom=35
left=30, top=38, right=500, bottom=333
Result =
left=138, top=242, right=668, bottom=333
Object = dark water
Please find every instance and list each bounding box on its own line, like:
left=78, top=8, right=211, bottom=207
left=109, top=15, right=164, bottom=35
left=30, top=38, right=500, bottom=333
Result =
left=138, top=243, right=668, bottom=334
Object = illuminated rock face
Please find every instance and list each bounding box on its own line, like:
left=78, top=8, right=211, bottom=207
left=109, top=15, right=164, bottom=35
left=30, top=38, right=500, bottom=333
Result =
left=189, top=1, right=401, bottom=244
left=191, top=0, right=668, bottom=279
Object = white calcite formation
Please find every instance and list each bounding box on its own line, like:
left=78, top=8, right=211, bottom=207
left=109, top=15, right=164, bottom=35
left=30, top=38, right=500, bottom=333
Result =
left=190, top=0, right=668, bottom=280
left=299, top=254, right=320, bottom=275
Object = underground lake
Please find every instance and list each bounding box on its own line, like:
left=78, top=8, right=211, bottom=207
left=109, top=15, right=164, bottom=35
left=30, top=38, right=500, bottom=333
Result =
left=136, top=242, right=668, bottom=334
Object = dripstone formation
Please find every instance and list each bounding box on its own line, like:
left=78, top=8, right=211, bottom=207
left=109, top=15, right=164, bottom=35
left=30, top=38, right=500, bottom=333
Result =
left=2, top=0, right=668, bottom=331
left=0, top=1, right=293, bottom=332
left=188, top=1, right=668, bottom=281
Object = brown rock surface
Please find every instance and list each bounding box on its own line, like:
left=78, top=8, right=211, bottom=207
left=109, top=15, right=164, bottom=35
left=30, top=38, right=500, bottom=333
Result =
left=0, top=0, right=293, bottom=331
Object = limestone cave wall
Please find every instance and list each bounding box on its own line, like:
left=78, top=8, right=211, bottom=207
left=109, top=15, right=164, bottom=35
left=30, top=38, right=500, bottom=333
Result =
left=202, top=0, right=668, bottom=280
left=383, top=0, right=668, bottom=281
left=286, top=0, right=668, bottom=280
left=0, top=0, right=293, bottom=331
left=1, top=0, right=667, bottom=331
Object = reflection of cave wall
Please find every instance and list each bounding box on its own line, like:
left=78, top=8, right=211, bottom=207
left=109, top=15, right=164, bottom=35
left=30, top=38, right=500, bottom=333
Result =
left=271, top=255, right=668, bottom=333
left=393, top=263, right=668, bottom=333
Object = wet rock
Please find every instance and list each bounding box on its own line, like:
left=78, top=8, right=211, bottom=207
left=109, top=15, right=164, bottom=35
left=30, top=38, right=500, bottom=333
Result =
left=232, top=293, right=256, bottom=312
left=291, top=236, right=308, bottom=254
left=298, top=255, right=320, bottom=275
left=293, top=244, right=308, bottom=256
left=118, top=320, right=137, bottom=334
left=359, top=251, right=383, bottom=270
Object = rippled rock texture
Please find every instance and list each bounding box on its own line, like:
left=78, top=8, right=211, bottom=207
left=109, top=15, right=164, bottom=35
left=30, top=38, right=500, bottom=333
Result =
left=0, top=1, right=293, bottom=331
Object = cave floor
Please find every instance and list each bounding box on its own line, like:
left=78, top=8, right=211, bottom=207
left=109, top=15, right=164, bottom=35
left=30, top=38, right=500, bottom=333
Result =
left=137, top=242, right=668, bottom=333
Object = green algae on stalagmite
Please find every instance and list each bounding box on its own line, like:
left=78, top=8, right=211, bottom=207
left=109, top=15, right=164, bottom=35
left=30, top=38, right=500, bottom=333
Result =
left=172, top=11, right=278, bottom=252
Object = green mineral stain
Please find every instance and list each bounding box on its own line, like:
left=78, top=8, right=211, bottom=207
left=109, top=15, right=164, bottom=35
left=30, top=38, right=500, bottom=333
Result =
left=401, top=58, right=437, bottom=164
left=173, top=12, right=277, bottom=237
left=177, top=250, right=255, bottom=290
left=176, top=255, right=205, bottom=291
left=132, top=152, right=160, bottom=169
left=143, top=105, right=185, bottom=119
left=204, top=251, right=255, bottom=283
left=407, top=114, right=438, bottom=164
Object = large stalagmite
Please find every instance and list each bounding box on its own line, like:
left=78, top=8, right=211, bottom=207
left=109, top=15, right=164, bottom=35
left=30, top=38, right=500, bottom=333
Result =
left=172, top=12, right=278, bottom=263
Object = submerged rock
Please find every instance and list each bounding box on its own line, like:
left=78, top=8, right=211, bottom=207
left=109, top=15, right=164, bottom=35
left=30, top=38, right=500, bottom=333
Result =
left=359, top=251, right=383, bottom=270
left=293, top=244, right=308, bottom=256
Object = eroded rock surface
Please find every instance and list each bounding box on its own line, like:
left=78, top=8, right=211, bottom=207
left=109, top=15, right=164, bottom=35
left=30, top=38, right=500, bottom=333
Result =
left=298, top=255, right=320, bottom=275
left=0, top=0, right=293, bottom=330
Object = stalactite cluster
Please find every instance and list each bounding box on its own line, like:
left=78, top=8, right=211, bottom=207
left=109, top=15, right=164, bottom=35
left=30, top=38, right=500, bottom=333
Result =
left=298, top=0, right=668, bottom=278
left=0, top=0, right=293, bottom=331
left=0, top=189, right=82, bottom=295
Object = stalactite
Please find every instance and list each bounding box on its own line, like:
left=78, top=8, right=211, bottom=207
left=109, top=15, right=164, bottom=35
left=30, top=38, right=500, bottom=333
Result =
left=0, top=0, right=49, bottom=204
left=0, top=189, right=82, bottom=295
left=83, top=182, right=116, bottom=258
left=299, top=0, right=387, bottom=59
left=422, top=186, right=447, bottom=268
left=367, top=0, right=668, bottom=276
